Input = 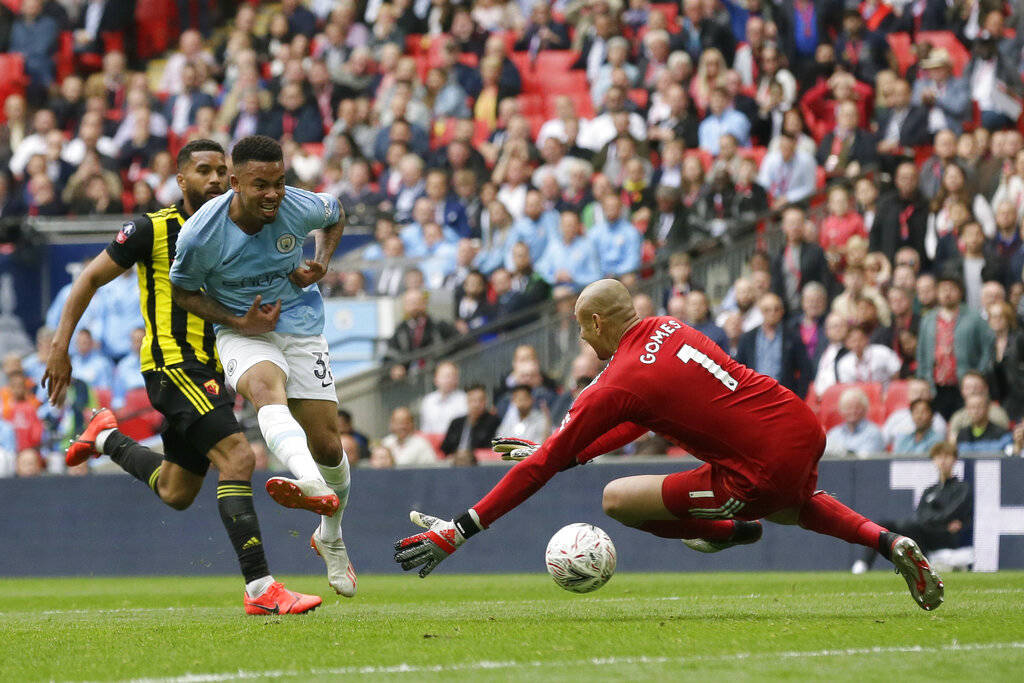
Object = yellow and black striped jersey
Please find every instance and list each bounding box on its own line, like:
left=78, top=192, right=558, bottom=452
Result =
left=105, top=205, right=219, bottom=372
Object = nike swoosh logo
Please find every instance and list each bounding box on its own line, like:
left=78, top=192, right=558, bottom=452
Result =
left=250, top=603, right=280, bottom=614
left=221, top=253, right=243, bottom=267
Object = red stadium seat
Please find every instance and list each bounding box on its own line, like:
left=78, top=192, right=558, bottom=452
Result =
left=0, top=53, right=27, bottom=110
left=95, top=388, right=113, bottom=409
left=56, top=31, right=74, bottom=82
left=916, top=31, right=970, bottom=76
left=472, top=118, right=493, bottom=147
left=684, top=148, right=713, bottom=172
left=535, top=50, right=579, bottom=74
left=517, top=93, right=545, bottom=116
left=738, top=146, right=767, bottom=167
left=135, top=0, right=176, bottom=60
left=818, top=383, right=886, bottom=430
left=0, top=0, right=20, bottom=11
left=526, top=114, right=545, bottom=140
left=474, top=447, right=502, bottom=462
left=884, top=380, right=911, bottom=418
left=886, top=33, right=914, bottom=76
left=525, top=70, right=587, bottom=96
left=117, top=388, right=164, bottom=442
left=628, top=88, right=649, bottom=109
left=301, top=142, right=324, bottom=158
left=423, top=432, right=444, bottom=459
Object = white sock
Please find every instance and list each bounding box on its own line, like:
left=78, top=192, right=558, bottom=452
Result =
left=256, top=405, right=323, bottom=482
left=96, top=429, right=116, bottom=453
left=317, top=453, right=351, bottom=543
left=245, top=574, right=275, bottom=598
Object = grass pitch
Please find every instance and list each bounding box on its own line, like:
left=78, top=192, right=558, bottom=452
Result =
left=2, top=571, right=1023, bottom=681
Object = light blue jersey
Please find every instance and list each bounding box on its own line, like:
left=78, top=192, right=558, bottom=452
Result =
left=170, top=187, right=341, bottom=336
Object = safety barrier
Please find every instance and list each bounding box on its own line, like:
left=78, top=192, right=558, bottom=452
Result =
left=1, top=457, right=1020, bottom=577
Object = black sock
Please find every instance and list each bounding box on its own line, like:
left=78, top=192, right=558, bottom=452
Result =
left=105, top=430, right=164, bottom=494
left=217, top=481, right=271, bottom=584
left=878, top=531, right=899, bottom=562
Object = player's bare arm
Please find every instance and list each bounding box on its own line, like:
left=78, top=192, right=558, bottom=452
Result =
left=289, top=207, right=346, bottom=288
left=42, top=251, right=127, bottom=407
left=171, top=285, right=282, bottom=336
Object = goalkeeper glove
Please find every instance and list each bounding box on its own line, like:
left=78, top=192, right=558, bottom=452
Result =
left=394, top=510, right=482, bottom=577
left=491, top=436, right=539, bottom=461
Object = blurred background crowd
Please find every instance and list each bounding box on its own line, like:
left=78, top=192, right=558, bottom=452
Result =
left=4, top=0, right=1024, bottom=476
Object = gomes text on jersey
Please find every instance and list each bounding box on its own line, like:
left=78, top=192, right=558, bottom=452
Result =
left=169, top=187, right=341, bottom=336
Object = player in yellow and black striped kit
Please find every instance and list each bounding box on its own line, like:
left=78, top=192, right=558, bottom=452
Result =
left=42, top=140, right=320, bottom=615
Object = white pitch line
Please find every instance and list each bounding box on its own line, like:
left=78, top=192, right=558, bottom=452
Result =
left=4, top=587, right=1019, bottom=617
left=112, top=641, right=1024, bottom=683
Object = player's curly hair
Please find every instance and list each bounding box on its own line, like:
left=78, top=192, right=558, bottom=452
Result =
left=176, top=139, right=224, bottom=169
left=231, top=135, right=283, bottom=166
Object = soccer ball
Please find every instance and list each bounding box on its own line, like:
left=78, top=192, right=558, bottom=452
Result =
left=544, top=523, right=617, bottom=593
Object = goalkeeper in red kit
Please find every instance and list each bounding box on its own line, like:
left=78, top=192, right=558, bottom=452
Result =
left=395, top=279, right=944, bottom=610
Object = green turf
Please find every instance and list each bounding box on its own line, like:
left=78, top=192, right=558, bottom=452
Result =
left=1, top=571, right=1023, bottom=682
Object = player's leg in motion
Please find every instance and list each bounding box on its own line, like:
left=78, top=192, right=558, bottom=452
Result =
left=601, top=471, right=762, bottom=550
left=773, top=492, right=943, bottom=610
left=70, top=408, right=203, bottom=510
left=70, top=408, right=319, bottom=614
left=235, top=362, right=340, bottom=515
left=289, top=397, right=356, bottom=597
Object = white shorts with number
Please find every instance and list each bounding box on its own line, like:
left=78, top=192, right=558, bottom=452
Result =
left=216, top=329, right=337, bottom=403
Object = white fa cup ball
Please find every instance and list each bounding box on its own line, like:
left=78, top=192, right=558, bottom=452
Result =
left=544, top=523, right=617, bottom=593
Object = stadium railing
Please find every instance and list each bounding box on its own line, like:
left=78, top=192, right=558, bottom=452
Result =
left=331, top=171, right=863, bottom=438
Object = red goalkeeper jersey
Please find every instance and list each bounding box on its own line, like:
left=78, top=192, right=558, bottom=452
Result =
left=473, top=316, right=825, bottom=527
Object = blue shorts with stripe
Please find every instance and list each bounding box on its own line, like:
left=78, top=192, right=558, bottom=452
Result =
left=143, top=362, right=241, bottom=475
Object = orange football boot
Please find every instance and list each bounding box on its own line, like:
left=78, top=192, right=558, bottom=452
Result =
left=243, top=582, right=322, bottom=615
left=66, top=408, right=118, bottom=466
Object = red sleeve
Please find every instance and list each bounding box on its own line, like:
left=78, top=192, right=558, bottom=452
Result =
left=575, top=422, right=648, bottom=462
left=472, top=385, right=644, bottom=527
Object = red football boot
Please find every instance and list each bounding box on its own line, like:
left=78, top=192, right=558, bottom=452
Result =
left=243, top=581, right=322, bottom=615
left=66, top=408, right=118, bottom=467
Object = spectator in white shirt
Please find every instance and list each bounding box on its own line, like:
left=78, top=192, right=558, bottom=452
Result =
left=813, top=313, right=850, bottom=398
left=9, top=109, right=57, bottom=179
left=419, top=361, right=468, bottom=435
left=757, top=131, right=818, bottom=209
left=835, top=324, right=902, bottom=387
left=381, top=407, right=439, bottom=467
left=496, top=385, right=551, bottom=444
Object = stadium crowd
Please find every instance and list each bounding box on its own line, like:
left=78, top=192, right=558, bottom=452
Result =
left=5, top=0, right=1024, bottom=474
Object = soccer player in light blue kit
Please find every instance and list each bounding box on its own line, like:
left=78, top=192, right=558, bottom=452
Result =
left=170, top=135, right=356, bottom=597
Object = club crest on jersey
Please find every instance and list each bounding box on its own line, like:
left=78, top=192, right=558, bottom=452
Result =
left=276, top=234, right=297, bottom=253
left=226, top=359, right=237, bottom=376
left=115, top=221, right=136, bottom=244
left=203, top=379, right=220, bottom=396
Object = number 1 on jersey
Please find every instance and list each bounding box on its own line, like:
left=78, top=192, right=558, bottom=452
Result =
left=676, top=344, right=739, bottom=391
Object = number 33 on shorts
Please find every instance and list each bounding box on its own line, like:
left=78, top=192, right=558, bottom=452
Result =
left=312, top=351, right=334, bottom=387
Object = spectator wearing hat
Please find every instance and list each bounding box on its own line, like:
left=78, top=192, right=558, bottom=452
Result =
left=912, top=49, right=971, bottom=135
left=916, top=271, right=995, bottom=419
